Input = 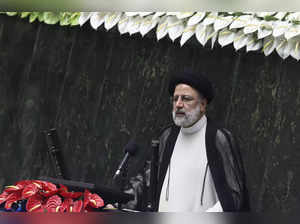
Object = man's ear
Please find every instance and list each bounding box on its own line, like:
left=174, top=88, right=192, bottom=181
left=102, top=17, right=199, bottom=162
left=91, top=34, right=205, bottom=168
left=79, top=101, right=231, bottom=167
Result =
left=200, top=98, right=207, bottom=112
left=201, top=98, right=207, bottom=107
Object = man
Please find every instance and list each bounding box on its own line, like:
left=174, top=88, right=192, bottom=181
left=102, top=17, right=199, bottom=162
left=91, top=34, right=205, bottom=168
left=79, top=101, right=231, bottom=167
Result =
left=124, top=71, right=249, bottom=212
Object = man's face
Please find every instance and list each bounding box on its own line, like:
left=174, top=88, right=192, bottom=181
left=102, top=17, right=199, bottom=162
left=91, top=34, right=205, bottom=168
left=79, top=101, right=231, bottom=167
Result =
left=172, top=84, right=207, bottom=128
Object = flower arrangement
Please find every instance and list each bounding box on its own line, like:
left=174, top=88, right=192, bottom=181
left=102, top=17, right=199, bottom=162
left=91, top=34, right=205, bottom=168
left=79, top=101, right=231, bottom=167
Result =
left=0, top=180, right=104, bottom=212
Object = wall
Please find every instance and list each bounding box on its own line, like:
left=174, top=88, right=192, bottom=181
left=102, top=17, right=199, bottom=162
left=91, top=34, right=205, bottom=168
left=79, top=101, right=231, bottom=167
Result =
left=0, top=15, right=300, bottom=212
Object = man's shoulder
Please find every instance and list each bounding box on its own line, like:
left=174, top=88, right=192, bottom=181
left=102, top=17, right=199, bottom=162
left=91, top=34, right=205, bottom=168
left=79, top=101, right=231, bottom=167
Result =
left=206, top=118, right=235, bottom=143
left=158, top=123, right=176, bottom=139
left=216, top=128, right=234, bottom=139
left=215, top=128, right=234, bottom=147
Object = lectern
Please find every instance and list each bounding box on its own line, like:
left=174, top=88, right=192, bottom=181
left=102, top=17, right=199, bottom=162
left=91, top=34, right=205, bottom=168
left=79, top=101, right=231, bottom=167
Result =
left=39, top=176, right=134, bottom=205
left=43, top=129, right=134, bottom=209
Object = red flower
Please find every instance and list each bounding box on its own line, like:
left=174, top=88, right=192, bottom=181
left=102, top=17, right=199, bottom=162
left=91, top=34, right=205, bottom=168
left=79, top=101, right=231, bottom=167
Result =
left=29, top=180, right=58, bottom=197
left=72, top=200, right=83, bottom=212
left=16, top=180, right=34, bottom=187
left=45, top=195, right=62, bottom=212
left=0, top=179, right=105, bottom=213
left=61, top=198, right=72, bottom=212
left=22, top=183, right=39, bottom=199
left=4, top=184, right=25, bottom=193
left=26, top=194, right=44, bottom=212
left=0, top=191, right=9, bottom=205
left=59, top=185, right=83, bottom=199
left=5, top=191, right=22, bottom=209
left=64, top=198, right=83, bottom=212
left=39, top=190, right=59, bottom=198
left=41, top=181, right=57, bottom=192
left=30, top=180, right=43, bottom=189
left=83, top=189, right=104, bottom=209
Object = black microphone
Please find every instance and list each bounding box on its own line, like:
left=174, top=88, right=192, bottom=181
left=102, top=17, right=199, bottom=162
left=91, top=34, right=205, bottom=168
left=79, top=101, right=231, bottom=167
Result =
left=113, top=140, right=138, bottom=180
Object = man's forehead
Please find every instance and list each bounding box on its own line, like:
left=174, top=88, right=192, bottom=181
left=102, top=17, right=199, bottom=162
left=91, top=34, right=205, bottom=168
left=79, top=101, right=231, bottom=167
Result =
left=174, top=83, right=199, bottom=95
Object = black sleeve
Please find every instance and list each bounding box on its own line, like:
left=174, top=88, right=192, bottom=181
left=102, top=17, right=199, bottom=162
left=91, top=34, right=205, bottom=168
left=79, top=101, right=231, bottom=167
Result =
left=218, top=128, right=250, bottom=211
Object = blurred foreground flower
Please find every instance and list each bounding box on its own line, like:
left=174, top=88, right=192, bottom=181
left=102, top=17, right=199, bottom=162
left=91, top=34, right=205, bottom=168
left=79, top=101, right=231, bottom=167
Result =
left=0, top=180, right=104, bottom=212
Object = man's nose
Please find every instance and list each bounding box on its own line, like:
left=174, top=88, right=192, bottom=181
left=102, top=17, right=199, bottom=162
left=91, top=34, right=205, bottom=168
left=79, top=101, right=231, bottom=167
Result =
left=175, top=97, right=184, bottom=108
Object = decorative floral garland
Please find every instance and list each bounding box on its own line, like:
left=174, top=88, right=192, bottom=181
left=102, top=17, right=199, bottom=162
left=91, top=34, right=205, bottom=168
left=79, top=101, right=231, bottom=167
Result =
left=79, top=12, right=300, bottom=60
left=0, top=180, right=104, bottom=212
left=3, top=12, right=80, bottom=26
left=4, top=12, right=300, bottom=60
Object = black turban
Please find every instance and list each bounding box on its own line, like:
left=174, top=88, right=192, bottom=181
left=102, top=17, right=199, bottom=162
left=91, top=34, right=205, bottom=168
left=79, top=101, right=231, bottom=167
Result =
left=168, top=71, right=214, bottom=104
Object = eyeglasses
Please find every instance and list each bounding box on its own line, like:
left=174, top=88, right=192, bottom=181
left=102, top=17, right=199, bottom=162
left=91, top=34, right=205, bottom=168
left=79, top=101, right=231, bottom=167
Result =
left=171, top=95, right=196, bottom=104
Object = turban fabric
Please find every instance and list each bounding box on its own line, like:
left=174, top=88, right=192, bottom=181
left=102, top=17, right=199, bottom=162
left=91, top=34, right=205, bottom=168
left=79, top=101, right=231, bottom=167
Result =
left=168, top=71, right=214, bottom=104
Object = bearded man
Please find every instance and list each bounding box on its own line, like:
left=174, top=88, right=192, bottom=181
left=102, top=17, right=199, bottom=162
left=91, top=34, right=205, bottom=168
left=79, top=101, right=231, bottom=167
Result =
left=124, top=71, right=249, bottom=212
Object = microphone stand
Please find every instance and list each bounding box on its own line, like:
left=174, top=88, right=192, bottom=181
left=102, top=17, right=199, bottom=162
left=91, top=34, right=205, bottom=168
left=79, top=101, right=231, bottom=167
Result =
left=44, top=129, right=65, bottom=179
left=110, top=140, right=138, bottom=211
left=147, top=139, right=159, bottom=212
left=111, top=163, right=128, bottom=210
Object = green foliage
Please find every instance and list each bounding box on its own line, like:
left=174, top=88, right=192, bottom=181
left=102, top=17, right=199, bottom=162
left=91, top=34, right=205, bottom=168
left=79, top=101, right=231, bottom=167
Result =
left=291, top=20, right=300, bottom=25
left=4, top=12, right=79, bottom=26
left=6, top=12, right=18, bottom=16
left=231, top=12, right=245, bottom=17
left=20, top=12, right=30, bottom=18
left=29, top=12, right=39, bottom=23
left=263, top=15, right=278, bottom=21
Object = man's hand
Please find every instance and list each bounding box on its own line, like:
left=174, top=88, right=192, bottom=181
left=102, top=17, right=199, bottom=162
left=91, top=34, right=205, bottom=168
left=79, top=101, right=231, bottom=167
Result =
left=206, top=201, right=223, bottom=212
left=102, top=203, right=118, bottom=211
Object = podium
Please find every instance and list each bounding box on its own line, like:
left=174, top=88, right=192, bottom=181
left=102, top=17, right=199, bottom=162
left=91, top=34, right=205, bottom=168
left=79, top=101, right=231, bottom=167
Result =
left=42, top=129, right=135, bottom=211
left=39, top=176, right=134, bottom=205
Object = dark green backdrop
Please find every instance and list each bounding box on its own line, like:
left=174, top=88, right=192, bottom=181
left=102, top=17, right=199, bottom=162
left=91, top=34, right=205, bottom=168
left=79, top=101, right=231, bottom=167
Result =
left=0, top=15, right=300, bottom=212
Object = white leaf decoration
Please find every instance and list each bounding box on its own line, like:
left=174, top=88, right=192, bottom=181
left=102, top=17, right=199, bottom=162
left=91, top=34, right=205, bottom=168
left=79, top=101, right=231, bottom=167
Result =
left=195, top=24, right=214, bottom=46
left=263, top=36, right=276, bottom=56
left=118, top=15, right=129, bottom=34
left=125, top=12, right=139, bottom=17
left=275, top=36, right=291, bottom=59
left=90, top=12, right=106, bottom=30
left=255, top=12, right=276, bottom=18
left=180, top=25, right=196, bottom=46
left=166, top=12, right=177, bottom=16
left=204, top=25, right=216, bottom=44
left=138, top=12, right=153, bottom=17
left=246, top=38, right=262, bottom=52
left=274, top=12, right=287, bottom=20
left=152, top=12, right=166, bottom=19
left=272, top=21, right=289, bottom=37
left=233, top=30, right=249, bottom=50
left=257, top=29, right=272, bottom=39
left=202, top=12, right=218, bottom=26
left=104, top=12, right=122, bottom=31
left=243, top=19, right=260, bottom=34
left=83, top=11, right=300, bottom=60
left=156, top=16, right=168, bottom=40
left=79, top=12, right=93, bottom=26
left=127, top=16, right=142, bottom=35
left=230, top=15, right=252, bottom=29
left=286, top=12, right=300, bottom=22
left=214, top=16, right=233, bottom=31
left=195, top=23, right=206, bottom=46
left=167, top=16, right=184, bottom=41
left=176, top=12, right=194, bottom=19
left=140, top=15, right=158, bottom=37
left=211, top=31, right=218, bottom=49
left=187, top=12, right=206, bottom=26
left=289, top=38, right=300, bottom=60
left=257, top=22, right=273, bottom=39
left=285, top=25, right=300, bottom=40
left=218, top=28, right=236, bottom=47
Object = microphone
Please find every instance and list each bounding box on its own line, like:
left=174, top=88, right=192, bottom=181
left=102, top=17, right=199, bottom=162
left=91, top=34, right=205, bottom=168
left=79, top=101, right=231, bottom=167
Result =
left=113, top=140, right=138, bottom=180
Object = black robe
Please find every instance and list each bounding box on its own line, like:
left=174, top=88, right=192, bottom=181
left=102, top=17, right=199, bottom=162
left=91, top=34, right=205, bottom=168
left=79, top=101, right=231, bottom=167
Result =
left=153, top=118, right=250, bottom=212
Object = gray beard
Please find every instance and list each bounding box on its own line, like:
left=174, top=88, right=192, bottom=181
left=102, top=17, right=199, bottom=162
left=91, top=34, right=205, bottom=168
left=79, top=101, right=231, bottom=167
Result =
left=172, top=105, right=201, bottom=128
